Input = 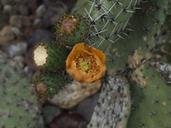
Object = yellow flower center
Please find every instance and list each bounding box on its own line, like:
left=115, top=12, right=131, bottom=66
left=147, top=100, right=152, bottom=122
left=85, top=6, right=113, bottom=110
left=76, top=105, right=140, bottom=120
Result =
left=79, top=60, right=90, bottom=72
left=75, top=53, right=99, bottom=74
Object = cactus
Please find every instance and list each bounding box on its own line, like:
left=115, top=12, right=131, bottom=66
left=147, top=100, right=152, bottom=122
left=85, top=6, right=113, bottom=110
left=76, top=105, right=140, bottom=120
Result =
left=31, top=0, right=171, bottom=127
left=127, top=64, right=171, bottom=128
left=0, top=51, right=44, bottom=128
left=72, top=0, right=141, bottom=51
left=34, top=71, right=69, bottom=98
left=33, top=42, right=69, bottom=72
left=56, top=15, right=90, bottom=46
left=107, top=0, right=169, bottom=69
left=87, top=73, right=131, bottom=128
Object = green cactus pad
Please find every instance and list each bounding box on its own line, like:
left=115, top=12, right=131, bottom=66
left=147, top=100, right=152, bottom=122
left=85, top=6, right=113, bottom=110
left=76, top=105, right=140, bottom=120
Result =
left=56, top=15, right=90, bottom=46
left=33, top=42, right=70, bottom=72
left=0, top=51, right=44, bottom=128
left=127, top=64, right=171, bottom=128
left=106, top=0, right=169, bottom=70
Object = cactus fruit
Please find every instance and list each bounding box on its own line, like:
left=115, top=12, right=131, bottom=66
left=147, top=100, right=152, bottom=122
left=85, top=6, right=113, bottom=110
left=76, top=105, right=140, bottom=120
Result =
left=33, top=42, right=69, bottom=72
left=73, top=0, right=141, bottom=51
left=0, top=50, right=44, bottom=128
left=87, top=73, right=131, bottom=128
left=56, top=15, right=90, bottom=46
left=127, top=64, right=171, bottom=128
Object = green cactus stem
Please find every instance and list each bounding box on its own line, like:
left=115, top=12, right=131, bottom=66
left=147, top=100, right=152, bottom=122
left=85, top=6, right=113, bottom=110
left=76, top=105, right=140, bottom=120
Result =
left=33, top=42, right=69, bottom=72
left=34, top=71, right=69, bottom=99
left=56, top=15, right=90, bottom=46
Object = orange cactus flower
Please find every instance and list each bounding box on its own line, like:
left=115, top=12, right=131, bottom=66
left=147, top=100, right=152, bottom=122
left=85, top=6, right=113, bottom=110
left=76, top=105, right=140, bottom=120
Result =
left=66, top=43, right=106, bottom=83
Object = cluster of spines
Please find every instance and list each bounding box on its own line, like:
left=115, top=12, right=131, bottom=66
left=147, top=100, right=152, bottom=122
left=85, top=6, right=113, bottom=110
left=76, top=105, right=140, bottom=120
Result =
left=55, top=15, right=90, bottom=46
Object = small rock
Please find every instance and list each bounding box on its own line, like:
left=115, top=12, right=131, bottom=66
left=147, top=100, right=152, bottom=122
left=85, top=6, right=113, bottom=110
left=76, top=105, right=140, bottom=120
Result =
left=1, top=0, right=12, bottom=5
left=10, top=15, right=31, bottom=28
left=3, top=42, right=27, bottom=57
left=36, top=5, right=46, bottom=18
left=33, top=18, right=41, bottom=26
left=10, top=15, right=23, bottom=28
left=0, top=26, right=16, bottom=45
left=76, top=94, right=99, bottom=122
left=42, top=105, right=61, bottom=124
left=11, top=27, right=22, bottom=36
left=28, top=29, right=54, bottom=46
left=50, top=80, right=101, bottom=109
left=3, top=5, right=12, bottom=13
left=49, top=112, right=87, bottom=128
left=42, top=1, right=67, bottom=26
left=19, top=5, right=29, bottom=16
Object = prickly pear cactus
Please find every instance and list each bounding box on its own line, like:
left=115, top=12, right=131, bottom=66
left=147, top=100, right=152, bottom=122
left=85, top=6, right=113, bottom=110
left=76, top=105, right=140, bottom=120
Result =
left=73, top=0, right=141, bottom=51
left=108, top=0, right=169, bottom=69
left=127, top=65, right=171, bottom=128
left=0, top=51, right=44, bottom=128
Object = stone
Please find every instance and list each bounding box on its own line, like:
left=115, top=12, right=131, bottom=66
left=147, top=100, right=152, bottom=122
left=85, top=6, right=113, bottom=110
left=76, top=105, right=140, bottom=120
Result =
left=50, top=80, right=101, bottom=109
left=76, top=94, right=99, bottom=122
left=36, top=5, right=46, bottom=18
left=49, top=112, right=87, bottom=128
left=19, top=5, right=29, bottom=16
left=28, top=29, right=54, bottom=46
left=10, top=15, right=23, bottom=28
left=0, top=26, right=16, bottom=45
left=3, top=42, right=27, bottom=57
left=3, top=5, right=12, bottom=13
left=42, top=1, right=67, bottom=26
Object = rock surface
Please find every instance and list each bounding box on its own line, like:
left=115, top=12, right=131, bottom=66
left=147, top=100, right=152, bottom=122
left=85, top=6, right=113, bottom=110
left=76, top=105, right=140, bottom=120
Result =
left=50, top=80, right=101, bottom=109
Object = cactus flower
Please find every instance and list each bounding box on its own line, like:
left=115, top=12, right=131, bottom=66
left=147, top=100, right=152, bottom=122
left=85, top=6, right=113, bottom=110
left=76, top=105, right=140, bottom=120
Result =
left=66, top=43, right=106, bottom=83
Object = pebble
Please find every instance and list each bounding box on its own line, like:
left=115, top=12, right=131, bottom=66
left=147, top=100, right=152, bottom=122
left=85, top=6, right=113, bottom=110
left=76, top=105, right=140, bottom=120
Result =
left=11, top=27, right=22, bottom=36
left=76, top=94, right=99, bottom=122
left=3, top=5, right=12, bottom=13
left=0, top=26, right=16, bottom=45
left=36, top=5, right=46, bottom=18
left=10, top=15, right=23, bottom=28
left=28, top=29, right=54, bottom=46
left=3, top=42, right=27, bottom=57
left=42, top=1, right=67, bottom=26
left=49, top=112, right=87, bottom=128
